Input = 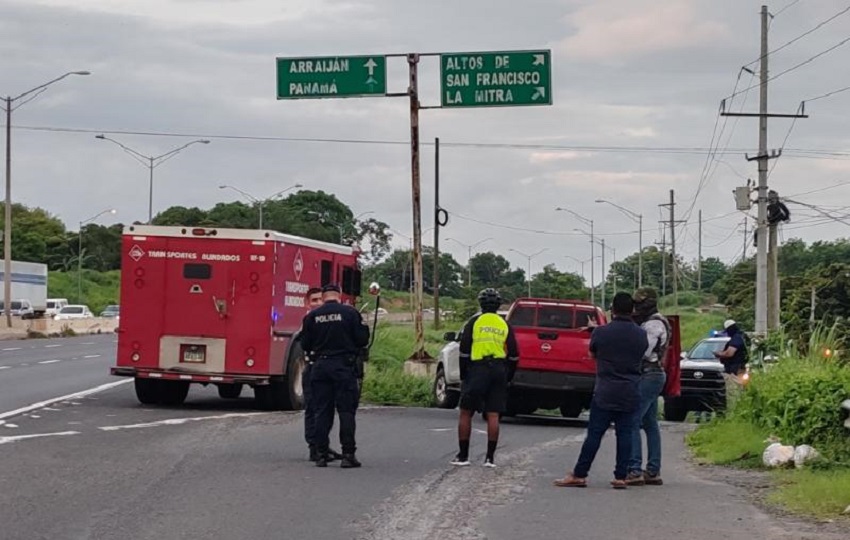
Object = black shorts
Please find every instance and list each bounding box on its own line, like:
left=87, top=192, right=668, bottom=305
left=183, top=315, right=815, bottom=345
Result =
left=460, top=361, right=508, bottom=413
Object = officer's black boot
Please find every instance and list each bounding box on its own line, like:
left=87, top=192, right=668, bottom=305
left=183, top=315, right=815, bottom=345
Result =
left=328, top=448, right=344, bottom=461
left=340, top=453, right=361, bottom=469
left=315, top=453, right=329, bottom=468
left=309, top=445, right=319, bottom=462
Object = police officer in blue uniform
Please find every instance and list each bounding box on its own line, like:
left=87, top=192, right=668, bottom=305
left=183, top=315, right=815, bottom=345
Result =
left=301, top=283, right=369, bottom=468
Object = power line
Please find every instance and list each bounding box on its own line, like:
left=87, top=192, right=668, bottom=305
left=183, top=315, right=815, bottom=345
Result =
left=773, top=0, right=803, bottom=18
left=805, top=84, right=850, bottom=103
left=447, top=211, right=639, bottom=237
left=13, top=124, right=850, bottom=159
left=729, top=33, right=850, bottom=101
left=744, top=3, right=850, bottom=69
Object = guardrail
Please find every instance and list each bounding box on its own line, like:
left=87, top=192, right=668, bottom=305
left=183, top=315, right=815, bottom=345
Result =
left=843, top=399, right=850, bottom=430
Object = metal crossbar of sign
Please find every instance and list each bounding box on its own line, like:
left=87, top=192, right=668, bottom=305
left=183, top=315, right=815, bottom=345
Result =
left=275, top=49, right=552, bottom=360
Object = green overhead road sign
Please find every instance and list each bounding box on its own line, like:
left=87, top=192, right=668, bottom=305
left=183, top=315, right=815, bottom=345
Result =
left=440, top=50, right=552, bottom=108
left=276, top=55, right=386, bottom=99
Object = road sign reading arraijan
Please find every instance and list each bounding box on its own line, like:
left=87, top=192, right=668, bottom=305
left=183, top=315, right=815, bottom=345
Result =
left=441, top=50, right=552, bottom=108
left=276, top=55, right=386, bottom=99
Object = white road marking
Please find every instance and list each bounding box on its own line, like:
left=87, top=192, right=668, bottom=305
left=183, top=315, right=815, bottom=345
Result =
left=83, top=355, right=101, bottom=359
left=0, top=379, right=132, bottom=422
left=99, top=412, right=268, bottom=431
left=38, top=359, right=61, bottom=365
left=29, top=415, right=41, bottom=419
left=0, top=431, right=80, bottom=446
left=42, top=407, right=61, bottom=412
left=3, top=423, right=18, bottom=428
left=429, top=428, right=453, bottom=432
left=2, top=347, right=22, bottom=351
left=0, top=366, right=10, bottom=371
left=44, top=344, right=62, bottom=349
left=81, top=342, right=95, bottom=345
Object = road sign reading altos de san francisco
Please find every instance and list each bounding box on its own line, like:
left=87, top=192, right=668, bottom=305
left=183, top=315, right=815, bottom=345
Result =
left=440, top=50, right=551, bottom=108
left=276, top=55, right=387, bottom=99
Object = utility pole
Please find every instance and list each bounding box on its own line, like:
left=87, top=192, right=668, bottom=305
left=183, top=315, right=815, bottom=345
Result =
left=720, top=5, right=807, bottom=334
left=433, top=137, right=441, bottom=330
left=659, top=190, right=683, bottom=308
left=698, top=210, right=703, bottom=292
left=809, top=285, right=816, bottom=332
left=658, top=230, right=667, bottom=297
left=407, top=53, right=427, bottom=359
left=767, top=190, right=781, bottom=331
left=742, top=217, right=748, bottom=262
left=599, top=238, right=606, bottom=309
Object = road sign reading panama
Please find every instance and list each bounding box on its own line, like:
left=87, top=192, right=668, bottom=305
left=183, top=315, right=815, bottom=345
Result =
left=276, top=55, right=387, bottom=99
left=441, top=50, right=552, bottom=108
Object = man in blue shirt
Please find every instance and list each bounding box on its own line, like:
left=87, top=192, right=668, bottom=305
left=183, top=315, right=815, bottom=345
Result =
left=714, top=319, right=748, bottom=375
left=554, top=292, right=648, bottom=489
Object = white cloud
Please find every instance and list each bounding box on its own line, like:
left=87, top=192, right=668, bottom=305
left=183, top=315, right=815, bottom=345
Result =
left=558, top=1, right=730, bottom=62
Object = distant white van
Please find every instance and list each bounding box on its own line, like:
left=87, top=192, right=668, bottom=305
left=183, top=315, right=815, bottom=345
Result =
left=46, top=298, right=69, bottom=317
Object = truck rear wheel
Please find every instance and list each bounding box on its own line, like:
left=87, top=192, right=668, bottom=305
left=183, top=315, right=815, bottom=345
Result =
left=158, top=381, right=190, bottom=406
left=134, top=378, right=160, bottom=405
left=217, top=383, right=243, bottom=399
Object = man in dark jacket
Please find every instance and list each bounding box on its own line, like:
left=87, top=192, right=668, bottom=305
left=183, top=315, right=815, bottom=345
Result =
left=301, top=284, right=370, bottom=468
left=554, top=292, right=648, bottom=489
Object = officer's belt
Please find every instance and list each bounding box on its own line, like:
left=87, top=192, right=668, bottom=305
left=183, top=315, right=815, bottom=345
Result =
left=471, top=355, right=506, bottom=363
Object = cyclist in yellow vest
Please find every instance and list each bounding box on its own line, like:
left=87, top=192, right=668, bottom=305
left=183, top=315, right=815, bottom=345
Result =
left=451, top=288, right=519, bottom=468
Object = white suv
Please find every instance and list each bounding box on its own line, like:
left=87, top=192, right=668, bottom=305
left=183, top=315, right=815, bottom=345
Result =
left=54, top=305, right=94, bottom=320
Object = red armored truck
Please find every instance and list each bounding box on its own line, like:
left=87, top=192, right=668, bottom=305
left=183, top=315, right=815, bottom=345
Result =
left=111, top=225, right=362, bottom=410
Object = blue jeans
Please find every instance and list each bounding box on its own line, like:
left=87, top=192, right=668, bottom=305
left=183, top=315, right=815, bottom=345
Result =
left=629, top=370, right=666, bottom=476
left=573, top=402, right=636, bottom=480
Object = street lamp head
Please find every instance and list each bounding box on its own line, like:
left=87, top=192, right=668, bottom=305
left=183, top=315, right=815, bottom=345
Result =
left=109, top=209, right=117, bottom=215
left=294, top=183, right=304, bottom=188
left=200, top=140, right=211, bottom=144
left=594, top=199, right=606, bottom=203
left=95, top=134, right=105, bottom=139
left=218, top=185, right=227, bottom=189
left=72, top=71, right=91, bottom=76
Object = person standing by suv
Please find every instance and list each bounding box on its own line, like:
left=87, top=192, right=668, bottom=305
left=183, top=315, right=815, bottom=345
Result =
left=714, top=319, right=748, bottom=376
left=627, top=287, right=671, bottom=486
left=554, top=292, right=648, bottom=489
left=450, top=288, right=519, bottom=468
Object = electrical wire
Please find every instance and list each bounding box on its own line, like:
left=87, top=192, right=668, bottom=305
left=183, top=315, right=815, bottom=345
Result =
left=805, top=84, right=850, bottom=103
left=446, top=211, right=639, bottom=237
left=744, top=3, right=850, bottom=69
left=728, top=33, right=850, bottom=101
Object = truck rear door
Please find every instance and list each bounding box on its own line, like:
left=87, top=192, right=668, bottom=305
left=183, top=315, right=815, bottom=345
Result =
left=510, top=301, right=596, bottom=375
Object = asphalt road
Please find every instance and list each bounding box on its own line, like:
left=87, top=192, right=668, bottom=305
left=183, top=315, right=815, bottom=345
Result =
left=0, top=337, right=845, bottom=540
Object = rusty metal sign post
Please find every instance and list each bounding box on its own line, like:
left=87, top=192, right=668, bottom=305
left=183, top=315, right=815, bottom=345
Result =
left=276, top=49, right=553, bottom=363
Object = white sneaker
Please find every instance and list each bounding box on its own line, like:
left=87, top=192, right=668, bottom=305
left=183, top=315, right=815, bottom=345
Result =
left=483, top=458, right=496, bottom=468
left=450, top=455, right=471, bottom=467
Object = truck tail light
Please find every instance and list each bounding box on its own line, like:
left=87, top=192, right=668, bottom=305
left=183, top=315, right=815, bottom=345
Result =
left=131, top=352, right=141, bottom=362
left=246, top=358, right=255, bottom=367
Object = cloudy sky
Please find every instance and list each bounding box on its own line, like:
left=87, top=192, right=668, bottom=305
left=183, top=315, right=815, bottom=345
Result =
left=3, top=0, right=850, bottom=283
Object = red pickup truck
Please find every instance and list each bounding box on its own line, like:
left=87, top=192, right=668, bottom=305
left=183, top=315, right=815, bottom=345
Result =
left=433, top=297, right=681, bottom=417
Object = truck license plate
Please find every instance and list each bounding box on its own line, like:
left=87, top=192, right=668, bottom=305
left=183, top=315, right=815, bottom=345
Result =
left=181, top=345, right=206, bottom=363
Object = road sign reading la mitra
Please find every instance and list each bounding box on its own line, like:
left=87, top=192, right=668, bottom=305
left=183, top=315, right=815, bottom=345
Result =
left=276, top=55, right=387, bottom=99
left=441, top=50, right=552, bottom=108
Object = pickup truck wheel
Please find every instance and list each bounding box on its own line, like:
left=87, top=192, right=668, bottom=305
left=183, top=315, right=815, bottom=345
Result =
left=433, top=367, right=460, bottom=409
left=663, top=397, right=688, bottom=422
left=134, top=378, right=160, bottom=405
left=284, top=341, right=304, bottom=410
left=158, top=381, right=190, bottom=406
left=559, top=403, right=583, bottom=418
left=217, top=383, right=243, bottom=399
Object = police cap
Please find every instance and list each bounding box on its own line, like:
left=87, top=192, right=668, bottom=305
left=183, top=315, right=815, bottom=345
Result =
left=322, top=283, right=342, bottom=293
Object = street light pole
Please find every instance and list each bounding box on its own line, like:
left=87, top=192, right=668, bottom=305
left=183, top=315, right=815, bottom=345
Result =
left=3, top=71, right=90, bottom=328
left=97, top=135, right=210, bottom=224
left=558, top=207, right=595, bottom=306
left=78, top=209, right=117, bottom=303
left=509, top=248, right=548, bottom=297
left=595, top=199, right=643, bottom=287
left=219, top=183, right=302, bottom=229
left=446, top=237, right=493, bottom=287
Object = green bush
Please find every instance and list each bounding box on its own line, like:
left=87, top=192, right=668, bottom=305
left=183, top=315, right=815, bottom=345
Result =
left=48, top=270, right=120, bottom=314
left=734, top=356, right=850, bottom=462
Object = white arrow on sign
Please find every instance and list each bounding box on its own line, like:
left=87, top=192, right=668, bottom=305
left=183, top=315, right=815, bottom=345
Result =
left=532, top=87, right=546, bottom=100
left=533, top=54, right=546, bottom=66
left=364, top=58, right=378, bottom=76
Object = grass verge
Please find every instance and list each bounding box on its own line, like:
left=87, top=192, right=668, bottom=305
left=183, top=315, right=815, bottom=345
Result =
left=688, top=417, right=850, bottom=519
left=360, top=323, right=445, bottom=407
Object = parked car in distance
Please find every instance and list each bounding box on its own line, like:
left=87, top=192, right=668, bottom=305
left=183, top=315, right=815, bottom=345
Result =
left=663, top=337, right=728, bottom=421
left=0, top=299, right=35, bottom=319
left=54, top=305, right=94, bottom=320
left=45, top=298, right=69, bottom=318
left=100, top=305, right=120, bottom=318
